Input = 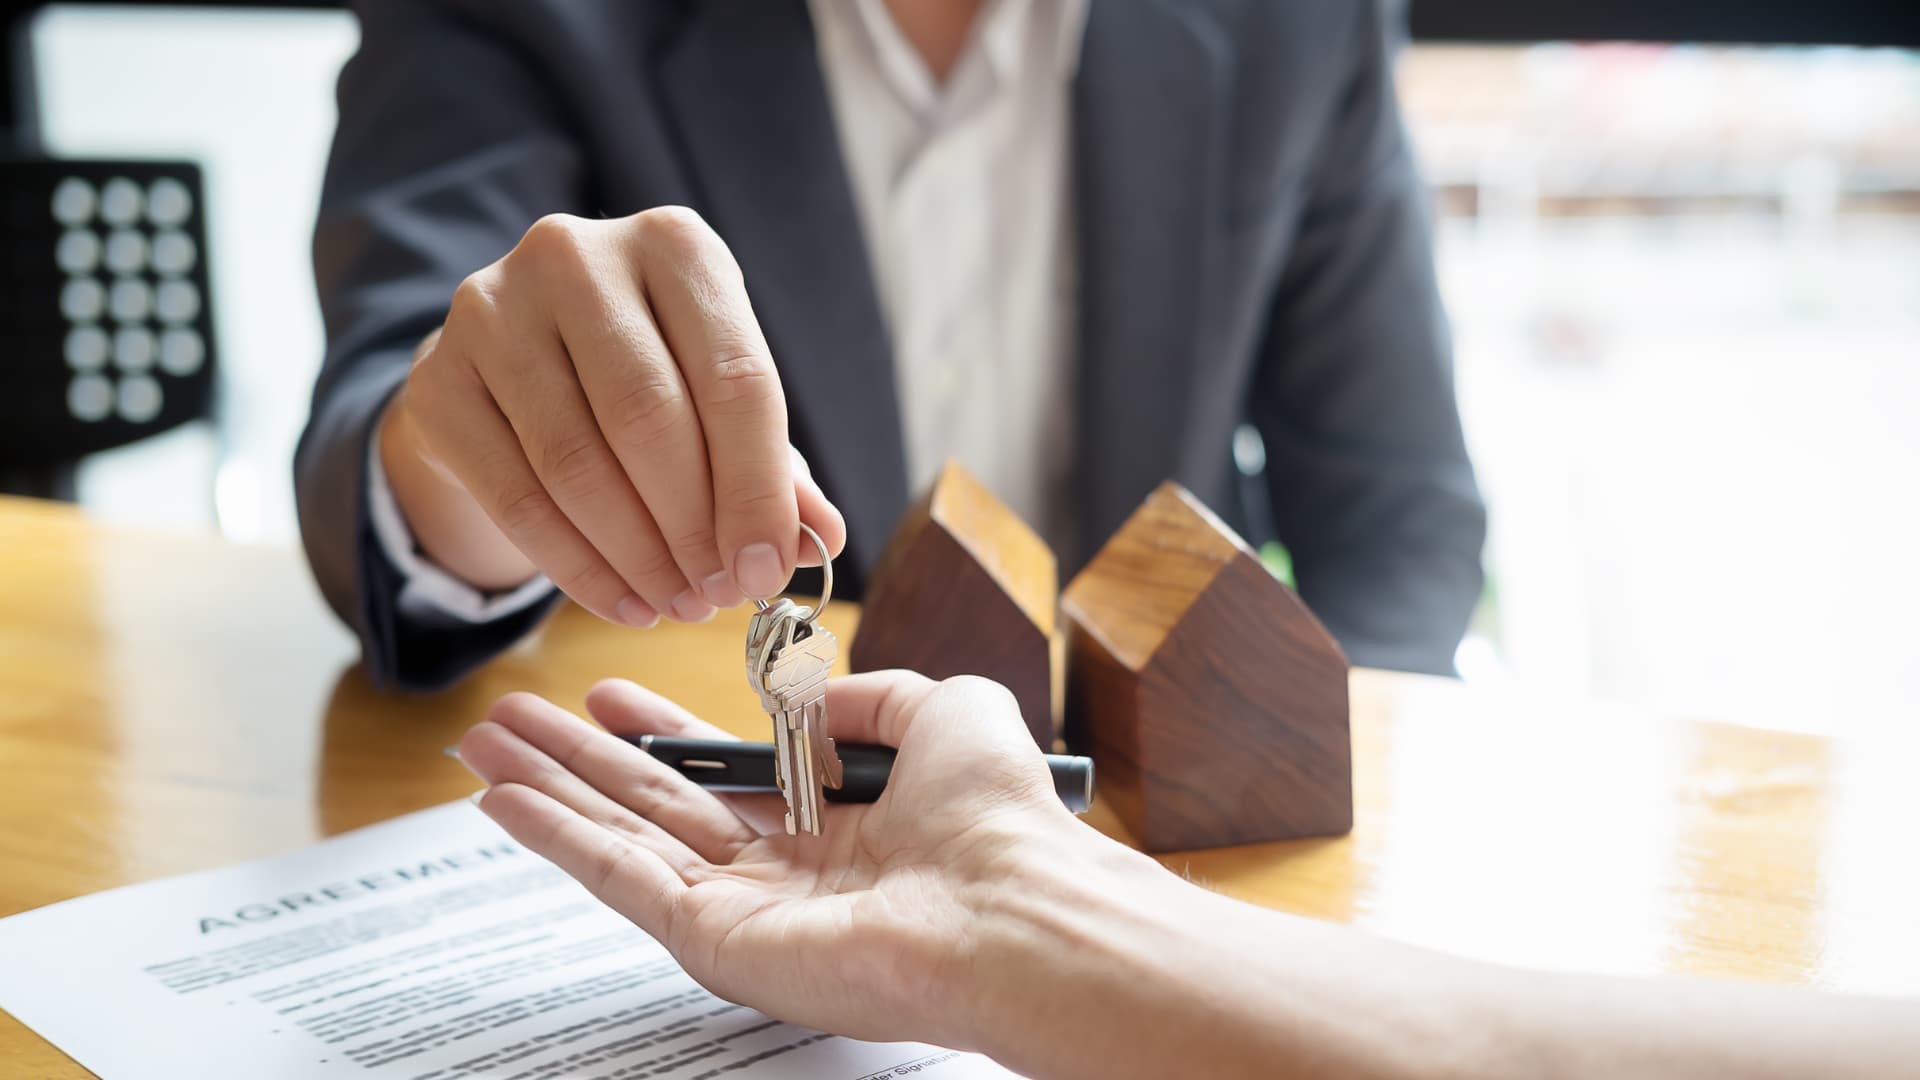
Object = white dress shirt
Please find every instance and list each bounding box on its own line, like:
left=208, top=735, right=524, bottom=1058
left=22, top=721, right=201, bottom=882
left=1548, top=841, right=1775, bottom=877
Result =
left=809, top=0, right=1085, bottom=544
left=371, top=0, right=1087, bottom=622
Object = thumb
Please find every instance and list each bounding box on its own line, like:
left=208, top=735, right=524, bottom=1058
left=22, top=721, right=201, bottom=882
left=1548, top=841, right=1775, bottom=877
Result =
left=790, top=446, right=846, bottom=567
left=824, top=670, right=942, bottom=748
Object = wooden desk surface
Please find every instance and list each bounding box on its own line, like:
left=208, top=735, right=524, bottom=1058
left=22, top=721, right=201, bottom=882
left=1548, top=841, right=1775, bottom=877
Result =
left=3, top=496, right=1917, bottom=1075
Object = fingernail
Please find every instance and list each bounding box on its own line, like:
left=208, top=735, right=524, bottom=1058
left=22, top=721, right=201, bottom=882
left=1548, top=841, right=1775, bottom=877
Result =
left=442, top=745, right=462, bottom=760
left=700, top=570, right=744, bottom=608
left=733, top=543, right=786, bottom=599
left=670, top=589, right=717, bottom=623
left=616, top=596, right=659, bottom=628
left=468, top=790, right=487, bottom=807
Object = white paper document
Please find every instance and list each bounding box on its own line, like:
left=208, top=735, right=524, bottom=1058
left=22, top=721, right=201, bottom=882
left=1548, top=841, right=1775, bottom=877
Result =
left=0, top=801, right=1016, bottom=1079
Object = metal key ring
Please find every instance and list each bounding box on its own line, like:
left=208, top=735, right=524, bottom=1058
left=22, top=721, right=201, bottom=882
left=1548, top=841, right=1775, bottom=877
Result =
left=751, top=522, right=833, bottom=626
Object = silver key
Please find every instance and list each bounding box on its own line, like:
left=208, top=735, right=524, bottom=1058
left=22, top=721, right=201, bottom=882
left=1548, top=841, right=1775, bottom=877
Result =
left=748, top=603, right=841, bottom=835
left=742, top=524, right=842, bottom=836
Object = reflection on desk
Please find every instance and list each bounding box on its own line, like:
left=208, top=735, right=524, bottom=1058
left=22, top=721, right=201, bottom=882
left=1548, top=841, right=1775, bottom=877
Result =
left=2, top=495, right=1917, bottom=1077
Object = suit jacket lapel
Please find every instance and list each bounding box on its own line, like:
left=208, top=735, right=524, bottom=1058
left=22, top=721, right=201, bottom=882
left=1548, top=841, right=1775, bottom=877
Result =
left=1071, top=0, right=1229, bottom=566
left=655, top=0, right=908, bottom=576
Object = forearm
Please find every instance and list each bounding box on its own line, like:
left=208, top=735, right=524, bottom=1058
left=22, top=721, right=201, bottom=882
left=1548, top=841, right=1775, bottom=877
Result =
left=377, top=332, right=536, bottom=592
left=1482, top=968, right=1918, bottom=1079
left=956, top=822, right=1918, bottom=1080
left=953, top=823, right=1477, bottom=1080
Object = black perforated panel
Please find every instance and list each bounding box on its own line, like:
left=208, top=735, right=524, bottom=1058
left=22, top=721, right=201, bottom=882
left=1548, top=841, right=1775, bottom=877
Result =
left=1, top=159, right=216, bottom=466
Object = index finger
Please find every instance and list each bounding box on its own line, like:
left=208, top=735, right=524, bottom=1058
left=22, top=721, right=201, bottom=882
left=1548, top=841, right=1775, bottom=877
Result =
left=582, top=675, right=943, bottom=752
left=634, top=208, right=797, bottom=601
left=585, top=678, right=744, bottom=743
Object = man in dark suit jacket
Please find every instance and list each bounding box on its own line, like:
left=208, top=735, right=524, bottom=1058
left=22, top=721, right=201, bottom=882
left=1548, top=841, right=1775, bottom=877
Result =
left=296, top=0, right=1485, bottom=692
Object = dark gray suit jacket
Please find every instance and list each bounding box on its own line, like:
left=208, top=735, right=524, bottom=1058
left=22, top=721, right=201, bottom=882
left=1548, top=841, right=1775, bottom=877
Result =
left=297, top=0, right=1486, bottom=691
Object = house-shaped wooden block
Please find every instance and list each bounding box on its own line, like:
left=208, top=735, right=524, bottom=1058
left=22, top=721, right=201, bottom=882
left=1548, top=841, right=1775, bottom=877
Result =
left=1062, top=481, right=1351, bottom=852
left=850, top=460, right=1057, bottom=747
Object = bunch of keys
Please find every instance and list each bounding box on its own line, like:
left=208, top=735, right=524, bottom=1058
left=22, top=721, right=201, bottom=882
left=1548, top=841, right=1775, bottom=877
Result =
left=744, top=523, right=843, bottom=836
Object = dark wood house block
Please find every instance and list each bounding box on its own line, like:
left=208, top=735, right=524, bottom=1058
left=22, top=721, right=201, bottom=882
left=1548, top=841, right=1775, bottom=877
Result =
left=850, top=460, right=1057, bottom=746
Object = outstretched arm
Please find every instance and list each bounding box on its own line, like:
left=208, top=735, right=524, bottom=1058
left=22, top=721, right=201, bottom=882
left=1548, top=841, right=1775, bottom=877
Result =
left=460, top=675, right=1917, bottom=1079
left=301, top=1, right=845, bottom=691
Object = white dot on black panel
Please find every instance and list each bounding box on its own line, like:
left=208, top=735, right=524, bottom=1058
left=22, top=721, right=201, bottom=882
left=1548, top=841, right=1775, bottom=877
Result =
left=65, top=326, right=111, bottom=372
left=104, top=230, right=148, bottom=275
left=146, top=177, right=193, bottom=227
left=100, top=178, right=144, bottom=227
left=116, top=374, right=164, bottom=423
left=60, top=278, right=106, bottom=322
left=151, top=230, right=197, bottom=275
left=109, top=278, right=153, bottom=323
left=68, top=374, right=114, bottom=421
left=56, top=230, right=102, bottom=274
left=52, top=178, right=97, bottom=225
left=158, top=328, right=206, bottom=376
left=155, top=279, right=201, bottom=324
left=114, top=327, right=157, bottom=371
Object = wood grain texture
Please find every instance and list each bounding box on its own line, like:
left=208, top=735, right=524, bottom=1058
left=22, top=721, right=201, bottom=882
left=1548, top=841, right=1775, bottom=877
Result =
left=849, top=460, right=1057, bottom=745
left=1063, top=482, right=1352, bottom=852
left=4, top=496, right=1920, bottom=1075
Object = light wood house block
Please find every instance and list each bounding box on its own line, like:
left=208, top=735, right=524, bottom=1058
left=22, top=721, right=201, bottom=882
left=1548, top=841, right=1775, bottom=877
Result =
left=1062, top=481, right=1352, bottom=852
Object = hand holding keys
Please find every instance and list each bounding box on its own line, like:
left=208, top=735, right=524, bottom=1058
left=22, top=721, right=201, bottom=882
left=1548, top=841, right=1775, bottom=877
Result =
left=745, top=524, right=843, bottom=835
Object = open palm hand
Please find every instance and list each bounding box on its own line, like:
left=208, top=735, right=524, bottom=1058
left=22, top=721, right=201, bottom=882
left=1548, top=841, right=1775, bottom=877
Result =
left=459, top=671, right=1073, bottom=1047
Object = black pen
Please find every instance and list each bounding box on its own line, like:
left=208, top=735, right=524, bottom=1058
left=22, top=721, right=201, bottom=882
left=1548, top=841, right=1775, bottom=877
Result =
left=628, top=735, right=1095, bottom=814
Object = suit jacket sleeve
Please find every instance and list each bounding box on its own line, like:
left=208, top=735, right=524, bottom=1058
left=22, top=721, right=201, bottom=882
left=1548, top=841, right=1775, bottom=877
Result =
left=295, top=0, right=581, bottom=691
left=1247, top=0, right=1487, bottom=676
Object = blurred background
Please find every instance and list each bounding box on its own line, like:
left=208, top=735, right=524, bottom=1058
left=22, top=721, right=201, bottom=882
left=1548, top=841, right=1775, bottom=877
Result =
left=4, top=2, right=1916, bottom=735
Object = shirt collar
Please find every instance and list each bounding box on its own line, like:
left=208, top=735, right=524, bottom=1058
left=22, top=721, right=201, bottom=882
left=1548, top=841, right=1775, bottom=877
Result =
left=834, top=0, right=1088, bottom=115
left=978, top=0, right=1091, bottom=84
